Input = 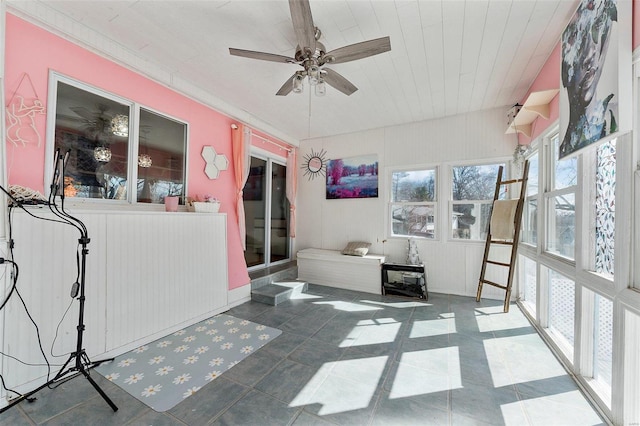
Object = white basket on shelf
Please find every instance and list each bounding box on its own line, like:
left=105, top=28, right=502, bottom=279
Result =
left=193, top=201, right=220, bottom=213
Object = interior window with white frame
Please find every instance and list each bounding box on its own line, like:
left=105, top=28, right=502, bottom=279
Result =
left=450, top=162, right=505, bottom=240
left=390, top=168, right=437, bottom=239
left=49, top=74, right=187, bottom=204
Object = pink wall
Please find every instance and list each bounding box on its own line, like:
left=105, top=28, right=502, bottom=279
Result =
left=4, top=14, right=291, bottom=290
left=251, top=130, right=291, bottom=159
left=516, top=42, right=561, bottom=145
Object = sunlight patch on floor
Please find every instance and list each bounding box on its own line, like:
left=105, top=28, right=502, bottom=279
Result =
left=484, top=334, right=566, bottom=387
left=475, top=307, right=532, bottom=332
left=289, top=356, right=387, bottom=415
left=313, top=300, right=383, bottom=312
left=390, top=348, right=462, bottom=399
left=341, top=318, right=401, bottom=348
left=360, top=300, right=430, bottom=309
left=498, top=400, right=530, bottom=425
left=515, top=391, right=604, bottom=425
left=289, top=292, right=324, bottom=300
left=409, top=317, right=456, bottom=338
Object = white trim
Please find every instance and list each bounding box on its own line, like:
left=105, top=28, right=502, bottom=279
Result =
left=227, top=284, right=251, bottom=307
left=245, top=150, right=292, bottom=270
left=385, top=165, right=439, bottom=242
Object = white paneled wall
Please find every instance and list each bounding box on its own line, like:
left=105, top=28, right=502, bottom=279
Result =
left=1, top=209, right=228, bottom=394
left=297, top=107, right=514, bottom=299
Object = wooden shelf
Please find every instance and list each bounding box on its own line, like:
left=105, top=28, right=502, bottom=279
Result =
left=506, top=89, right=559, bottom=137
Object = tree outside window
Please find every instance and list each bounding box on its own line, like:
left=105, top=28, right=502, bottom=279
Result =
left=451, top=163, right=504, bottom=240
left=390, top=169, right=437, bottom=239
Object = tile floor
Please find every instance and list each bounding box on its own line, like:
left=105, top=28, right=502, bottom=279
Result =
left=1, top=285, right=607, bottom=425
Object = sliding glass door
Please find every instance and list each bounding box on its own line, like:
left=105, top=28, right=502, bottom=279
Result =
left=243, top=154, right=290, bottom=268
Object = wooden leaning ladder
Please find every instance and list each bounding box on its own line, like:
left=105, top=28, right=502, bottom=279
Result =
left=476, top=160, right=529, bottom=313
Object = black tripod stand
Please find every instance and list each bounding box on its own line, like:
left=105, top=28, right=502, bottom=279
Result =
left=0, top=150, right=118, bottom=413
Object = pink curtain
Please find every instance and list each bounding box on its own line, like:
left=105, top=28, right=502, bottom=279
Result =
left=232, top=124, right=251, bottom=250
left=286, top=148, right=297, bottom=238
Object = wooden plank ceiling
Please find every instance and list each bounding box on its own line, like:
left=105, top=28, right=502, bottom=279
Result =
left=7, top=0, right=578, bottom=143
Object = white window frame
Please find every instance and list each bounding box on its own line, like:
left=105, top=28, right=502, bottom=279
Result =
left=245, top=146, right=291, bottom=271
left=543, top=130, right=578, bottom=264
left=386, top=165, right=438, bottom=240
left=449, top=161, right=506, bottom=242
left=521, top=146, right=540, bottom=249
left=44, top=72, right=189, bottom=206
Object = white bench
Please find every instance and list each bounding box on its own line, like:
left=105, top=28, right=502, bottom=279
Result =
left=297, top=248, right=386, bottom=294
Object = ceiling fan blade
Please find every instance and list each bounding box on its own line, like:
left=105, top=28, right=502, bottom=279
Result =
left=229, top=48, right=297, bottom=64
left=289, top=0, right=316, bottom=53
left=69, top=106, right=96, bottom=120
left=276, top=73, right=297, bottom=96
left=322, top=68, right=358, bottom=96
left=324, top=36, right=391, bottom=64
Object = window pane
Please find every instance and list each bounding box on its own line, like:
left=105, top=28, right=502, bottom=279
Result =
left=391, top=170, right=435, bottom=202
left=244, top=158, right=267, bottom=267
left=270, top=162, right=290, bottom=263
left=547, top=193, right=575, bottom=259
left=520, top=255, right=537, bottom=315
left=391, top=204, right=435, bottom=239
left=523, top=197, right=537, bottom=245
left=527, top=152, right=539, bottom=196
left=137, top=109, right=186, bottom=203
left=452, top=164, right=503, bottom=201
left=548, top=269, right=575, bottom=354
left=595, top=140, right=616, bottom=277
left=593, top=294, right=613, bottom=397
left=55, top=81, right=130, bottom=199
left=452, top=202, right=491, bottom=240
left=553, top=134, right=578, bottom=190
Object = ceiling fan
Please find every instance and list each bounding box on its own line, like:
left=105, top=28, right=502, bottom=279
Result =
left=229, top=0, right=391, bottom=96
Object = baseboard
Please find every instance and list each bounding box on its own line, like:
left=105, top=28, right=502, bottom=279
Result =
left=228, top=284, right=251, bottom=306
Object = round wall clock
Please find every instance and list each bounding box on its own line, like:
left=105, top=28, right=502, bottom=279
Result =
left=302, top=148, right=327, bottom=180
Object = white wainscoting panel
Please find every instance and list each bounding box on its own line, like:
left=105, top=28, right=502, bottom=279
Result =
left=1, top=209, right=228, bottom=394
left=104, top=213, right=228, bottom=351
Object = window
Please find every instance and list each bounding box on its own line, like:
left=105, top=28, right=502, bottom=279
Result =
left=390, top=168, right=437, bottom=239
left=522, top=151, right=539, bottom=246
left=136, top=109, right=187, bottom=203
left=451, top=163, right=504, bottom=240
left=519, top=254, right=537, bottom=316
left=545, top=133, right=577, bottom=259
left=593, top=140, right=616, bottom=277
left=592, top=293, right=613, bottom=402
left=49, top=74, right=187, bottom=204
left=547, top=268, right=575, bottom=359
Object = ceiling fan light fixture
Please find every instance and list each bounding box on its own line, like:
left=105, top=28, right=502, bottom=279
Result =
left=308, top=65, right=320, bottom=86
left=293, top=73, right=305, bottom=94
left=111, top=114, right=129, bottom=137
left=94, top=146, right=112, bottom=162
left=315, top=79, right=326, bottom=96
left=138, top=153, right=153, bottom=168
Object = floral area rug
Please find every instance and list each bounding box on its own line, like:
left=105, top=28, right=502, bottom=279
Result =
left=94, top=313, right=281, bottom=412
